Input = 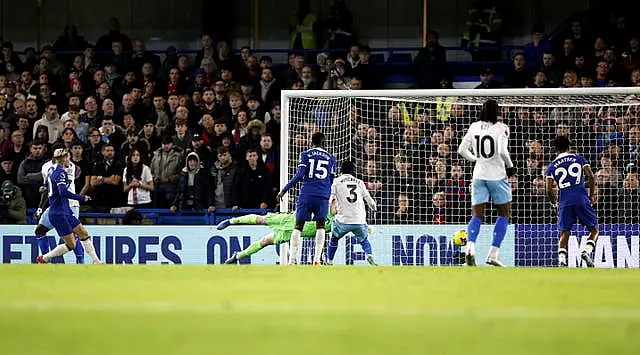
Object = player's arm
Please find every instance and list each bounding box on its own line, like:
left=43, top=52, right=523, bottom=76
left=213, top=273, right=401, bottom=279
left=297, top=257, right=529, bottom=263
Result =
left=583, top=164, right=597, bottom=204
left=545, top=176, right=558, bottom=206
left=360, top=180, right=377, bottom=211
left=498, top=128, right=516, bottom=176
left=457, top=127, right=477, bottom=162
left=279, top=152, right=307, bottom=197
left=329, top=181, right=338, bottom=214
left=35, top=186, right=49, bottom=219
left=56, top=179, right=89, bottom=202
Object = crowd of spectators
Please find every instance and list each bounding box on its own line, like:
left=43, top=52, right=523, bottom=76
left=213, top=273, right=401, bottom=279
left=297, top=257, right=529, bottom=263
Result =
left=0, top=7, right=638, bottom=225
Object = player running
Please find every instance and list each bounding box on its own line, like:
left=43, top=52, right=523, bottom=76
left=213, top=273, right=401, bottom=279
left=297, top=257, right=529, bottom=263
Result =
left=545, top=136, right=598, bottom=267
left=36, top=149, right=102, bottom=264
left=34, top=151, right=85, bottom=263
left=219, top=212, right=334, bottom=264
left=327, top=161, right=377, bottom=266
left=457, top=99, right=516, bottom=267
left=277, top=131, right=337, bottom=265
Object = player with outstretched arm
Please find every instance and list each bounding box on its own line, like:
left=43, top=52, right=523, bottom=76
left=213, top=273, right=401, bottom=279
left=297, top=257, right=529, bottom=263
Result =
left=219, top=211, right=334, bottom=264
left=276, top=132, right=336, bottom=265
left=327, top=161, right=377, bottom=265
left=545, top=136, right=598, bottom=267
left=457, top=99, right=516, bottom=267
left=36, top=149, right=102, bottom=264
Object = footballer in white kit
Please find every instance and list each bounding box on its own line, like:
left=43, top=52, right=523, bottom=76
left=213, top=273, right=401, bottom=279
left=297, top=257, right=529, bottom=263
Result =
left=457, top=99, right=516, bottom=267
left=35, top=157, right=85, bottom=263
left=326, top=161, right=378, bottom=265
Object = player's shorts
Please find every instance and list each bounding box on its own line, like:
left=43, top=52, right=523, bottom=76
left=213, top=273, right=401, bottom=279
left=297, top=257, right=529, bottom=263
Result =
left=40, top=205, right=80, bottom=231
left=332, top=219, right=368, bottom=243
left=472, top=179, right=512, bottom=206
left=49, top=214, right=81, bottom=237
left=558, top=203, right=598, bottom=231
left=295, top=197, right=329, bottom=222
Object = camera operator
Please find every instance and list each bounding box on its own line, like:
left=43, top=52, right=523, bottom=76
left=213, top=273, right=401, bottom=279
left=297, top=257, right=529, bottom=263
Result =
left=0, top=180, right=26, bottom=224
left=323, top=58, right=351, bottom=90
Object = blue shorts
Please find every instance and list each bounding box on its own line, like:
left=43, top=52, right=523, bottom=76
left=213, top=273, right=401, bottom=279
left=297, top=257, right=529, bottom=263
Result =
left=40, top=206, right=80, bottom=231
left=50, top=214, right=81, bottom=237
left=295, top=197, right=329, bottom=222
left=558, top=203, right=598, bottom=231
left=472, top=179, right=512, bottom=206
left=332, top=220, right=368, bottom=243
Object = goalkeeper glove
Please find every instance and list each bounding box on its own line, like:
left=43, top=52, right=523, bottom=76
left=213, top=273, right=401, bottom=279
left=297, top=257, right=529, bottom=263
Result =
left=506, top=166, right=516, bottom=177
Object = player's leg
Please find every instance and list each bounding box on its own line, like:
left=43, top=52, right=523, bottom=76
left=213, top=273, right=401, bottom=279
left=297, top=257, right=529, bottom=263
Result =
left=326, top=220, right=347, bottom=265
left=577, top=204, right=599, bottom=268
left=71, top=206, right=85, bottom=264
left=72, top=222, right=102, bottom=264
left=217, top=214, right=266, bottom=230
left=354, top=224, right=376, bottom=266
left=35, top=208, right=53, bottom=256
left=311, top=200, right=329, bottom=265
left=466, top=180, right=489, bottom=266
left=484, top=179, right=513, bottom=267
left=225, top=233, right=276, bottom=264
left=37, top=216, right=76, bottom=263
left=289, top=204, right=310, bottom=264
left=556, top=205, right=575, bottom=267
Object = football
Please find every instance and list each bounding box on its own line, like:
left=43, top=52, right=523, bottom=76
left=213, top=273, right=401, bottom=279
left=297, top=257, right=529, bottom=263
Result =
left=453, top=230, right=468, bottom=246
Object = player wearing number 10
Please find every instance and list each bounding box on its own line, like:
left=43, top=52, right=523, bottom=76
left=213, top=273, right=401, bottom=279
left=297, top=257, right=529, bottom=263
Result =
left=277, top=132, right=337, bottom=265
left=545, top=136, right=598, bottom=267
left=458, top=99, right=516, bottom=267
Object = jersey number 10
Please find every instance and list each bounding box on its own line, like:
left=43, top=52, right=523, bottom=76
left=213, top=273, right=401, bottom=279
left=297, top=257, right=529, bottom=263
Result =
left=308, top=158, right=329, bottom=179
left=474, top=135, right=496, bottom=158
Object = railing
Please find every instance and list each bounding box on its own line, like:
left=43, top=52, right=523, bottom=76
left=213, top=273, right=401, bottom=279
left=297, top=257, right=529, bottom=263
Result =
left=26, top=208, right=271, bottom=226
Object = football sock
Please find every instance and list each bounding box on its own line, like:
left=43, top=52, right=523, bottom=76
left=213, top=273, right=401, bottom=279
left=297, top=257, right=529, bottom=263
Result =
left=37, top=237, right=50, bottom=255
left=80, top=238, right=101, bottom=264
left=313, top=229, right=325, bottom=264
left=492, top=216, right=509, bottom=248
left=74, top=236, right=85, bottom=264
left=488, top=246, right=499, bottom=259
left=467, top=216, right=482, bottom=243
left=558, top=248, right=567, bottom=264
left=585, top=240, right=595, bottom=254
left=237, top=241, right=263, bottom=259
left=279, top=243, right=289, bottom=265
left=361, top=239, right=373, bottom=255
left=43, top=243, right=72, bottom=261
left=231, top=215, right=259, bottom=225
left=327, top=237, right=339, bottom=261
left=289, top=229, right=301, bottom=264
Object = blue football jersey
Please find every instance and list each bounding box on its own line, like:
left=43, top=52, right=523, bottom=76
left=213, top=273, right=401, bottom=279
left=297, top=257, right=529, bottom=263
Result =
left=546, top=153, right=590, bottom=207
left=283, top=148, right=336, bottom=199
left=47, top=166, right=74, bottom=216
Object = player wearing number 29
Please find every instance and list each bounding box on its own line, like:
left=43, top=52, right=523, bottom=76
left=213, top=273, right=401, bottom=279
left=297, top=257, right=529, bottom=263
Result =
left=458, top=99, right=516, bottom=267
left=327, top=161, right=378, bottom=265
left=545, top=136, right=598, bottom=267
left=36, top=149, right=102, bottom=264
left=277, top=132, right=337, bottom=265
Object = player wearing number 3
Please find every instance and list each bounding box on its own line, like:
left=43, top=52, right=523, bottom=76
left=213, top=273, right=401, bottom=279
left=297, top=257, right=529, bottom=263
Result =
left=458, top=99, right=516, bottom=267
left=277, top=132, right=337, bottom=265
left=545, top=136, right=598, bottom=267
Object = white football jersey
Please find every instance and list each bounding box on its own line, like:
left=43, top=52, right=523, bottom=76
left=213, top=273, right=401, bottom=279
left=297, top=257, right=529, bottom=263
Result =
left=459, top=121, right=512, bottom=180
left=330, top=174, right=377, bottom=224
left=42, top=160, right=79, bottom=207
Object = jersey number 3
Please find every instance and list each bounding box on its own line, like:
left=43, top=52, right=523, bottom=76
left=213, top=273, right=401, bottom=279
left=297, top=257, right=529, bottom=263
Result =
left=474, top=135, right=496, bottom=158
left=308, top=158, right=329, bottom=179
left=346, top=184, right=358, bottom=203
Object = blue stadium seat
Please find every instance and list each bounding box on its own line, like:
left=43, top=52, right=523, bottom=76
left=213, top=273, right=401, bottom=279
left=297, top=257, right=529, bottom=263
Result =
left=387, top=53, right=413, bottom=64
left=370, top=53, right=385, bottom=65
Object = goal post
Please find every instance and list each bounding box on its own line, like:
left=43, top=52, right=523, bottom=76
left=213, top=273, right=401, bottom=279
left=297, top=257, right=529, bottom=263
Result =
left=280, top=88, right=640, bottom=267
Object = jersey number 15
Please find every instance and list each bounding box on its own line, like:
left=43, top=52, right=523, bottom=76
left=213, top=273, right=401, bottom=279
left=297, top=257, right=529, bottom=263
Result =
left=308, top=158, right=329, bottom=179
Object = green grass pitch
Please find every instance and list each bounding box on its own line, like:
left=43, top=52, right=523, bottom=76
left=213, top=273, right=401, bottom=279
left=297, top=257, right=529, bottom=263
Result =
left=1, top=266, right=639, bottom=355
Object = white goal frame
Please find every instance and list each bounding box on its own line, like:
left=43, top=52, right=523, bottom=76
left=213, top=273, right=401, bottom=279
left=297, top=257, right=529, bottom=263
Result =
left=279, top=87, right=640, bottom=213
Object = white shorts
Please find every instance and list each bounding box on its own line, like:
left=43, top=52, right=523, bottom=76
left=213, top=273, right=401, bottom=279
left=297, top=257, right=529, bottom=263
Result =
left=40, top=205, right=80, bottom=230
left=471, top=179, right=512, bottom=206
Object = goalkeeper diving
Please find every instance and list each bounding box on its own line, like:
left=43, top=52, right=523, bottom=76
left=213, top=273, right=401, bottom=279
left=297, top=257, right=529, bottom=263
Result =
left=219, top=210, right=334, bottom=264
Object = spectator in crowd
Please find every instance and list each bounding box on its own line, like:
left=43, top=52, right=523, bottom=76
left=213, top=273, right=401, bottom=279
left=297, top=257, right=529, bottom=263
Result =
left=150, top=136, right=181, bottom=207
left=33, top=102, right=63, bottom=144
left=123, top=149, right=154, bottom=208
left=170, top=152, right=214, bottom=212
left=524, top=24, right=552, bottom=70
left=17, top=139, right=46, bottom=207
left=233, top=149, right=272, bottom=210
left=415, top=30, right=447, bottom=89
left=0, top=180, right=26, bottom=225
left=90, top=143, right=124, bottom=211
left=475, top=68, right=502, bottom=89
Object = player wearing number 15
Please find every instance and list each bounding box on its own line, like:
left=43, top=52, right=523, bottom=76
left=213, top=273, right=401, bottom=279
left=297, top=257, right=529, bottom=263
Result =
left=545, top=136, right=598, bottom=267
left=458, top=99, right=516, bottom=267
left=277, top=132, right=337, bottom=265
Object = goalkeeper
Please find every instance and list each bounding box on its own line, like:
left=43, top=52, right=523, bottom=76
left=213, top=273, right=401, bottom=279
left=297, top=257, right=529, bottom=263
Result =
left=218, top=211, right=334, bottom=264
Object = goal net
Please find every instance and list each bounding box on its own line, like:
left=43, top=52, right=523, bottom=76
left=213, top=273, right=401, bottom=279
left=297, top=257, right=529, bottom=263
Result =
left=280, top=88, right=640, bottom=268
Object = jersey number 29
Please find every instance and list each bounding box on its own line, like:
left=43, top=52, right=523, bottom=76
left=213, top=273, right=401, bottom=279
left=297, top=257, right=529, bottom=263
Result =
left=555, top=163, right=582, bottom=189
left=474, top=135, right=496, bottom=158
left=308, top=158, right=329, bottom=179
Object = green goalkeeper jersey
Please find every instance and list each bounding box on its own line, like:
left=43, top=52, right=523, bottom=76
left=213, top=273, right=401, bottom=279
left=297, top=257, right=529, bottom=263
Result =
left=264, top=212, right=334, bottom=244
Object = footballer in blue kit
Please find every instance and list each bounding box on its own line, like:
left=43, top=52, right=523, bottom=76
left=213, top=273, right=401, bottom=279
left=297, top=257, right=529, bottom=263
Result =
left=36, top=149, right=102, bottom=264
left=277, top=132, right=336, bottom=265
left=545, top=136, right=599, bottom=267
